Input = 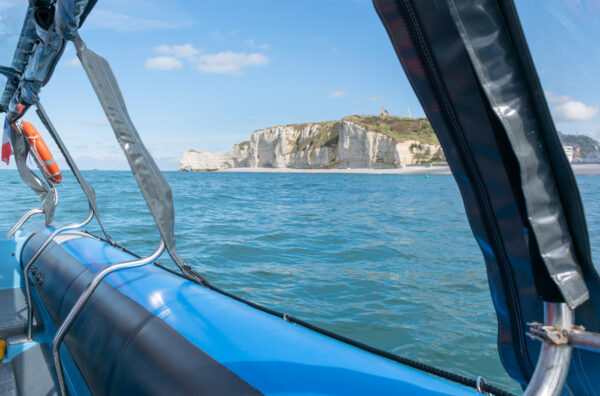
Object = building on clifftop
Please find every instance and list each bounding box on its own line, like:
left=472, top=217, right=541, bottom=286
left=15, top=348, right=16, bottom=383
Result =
left=379, top=105, right=390, bottom=118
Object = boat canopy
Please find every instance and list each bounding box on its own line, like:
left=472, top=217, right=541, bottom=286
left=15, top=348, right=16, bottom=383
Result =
left=374, top=0, right=600, bottom=393
left=0, top=0, right=95, bottom=120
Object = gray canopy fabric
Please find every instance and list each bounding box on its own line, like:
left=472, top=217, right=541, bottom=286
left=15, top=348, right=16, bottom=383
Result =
left=449, top=0, right=589, bottom=308
left=8, top=121, right=56, bottom=226
left=73, top=36, right=206, bottom=284
left=1, top=0, right=96, bottom=120
left=55, top=0, right=98, bottom=40
left=374, top=0, right=599, bottom=393
left=0, top=6, right=36, bottom=114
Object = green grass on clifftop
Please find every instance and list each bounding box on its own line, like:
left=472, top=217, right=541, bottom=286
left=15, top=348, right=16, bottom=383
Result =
left=237, top=140, right=250, bottom=150
left=235, top=116, right=439, bottom=151
left=343, top=115, right=439, bottom=145
left=293, top=121, right=340, bottom=153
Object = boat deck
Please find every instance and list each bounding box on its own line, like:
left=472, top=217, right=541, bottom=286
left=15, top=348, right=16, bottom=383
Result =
left=0, top=238, right=56, bottom=396
left=0, top=343, right=57, bottom=396
left=0, top=288, right=43, bottom=338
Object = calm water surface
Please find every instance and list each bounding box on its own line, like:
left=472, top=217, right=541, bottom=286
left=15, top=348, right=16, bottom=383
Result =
left=1, top=170, right=599, bottom=393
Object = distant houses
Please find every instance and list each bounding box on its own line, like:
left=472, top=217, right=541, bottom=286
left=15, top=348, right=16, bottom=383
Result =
left=559, top=132, right=600, bottom=163
left=563, top=145, right=574, bottom=163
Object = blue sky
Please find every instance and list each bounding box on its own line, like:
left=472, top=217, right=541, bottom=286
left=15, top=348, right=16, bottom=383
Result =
left=1, top=0, right=599, bottom=169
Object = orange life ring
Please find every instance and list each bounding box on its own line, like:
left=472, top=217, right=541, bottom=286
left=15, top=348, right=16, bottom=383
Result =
left=20, top=121, right=62, bottom=184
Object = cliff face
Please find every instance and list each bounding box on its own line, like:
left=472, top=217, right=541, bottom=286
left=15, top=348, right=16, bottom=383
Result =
left=244, top=123, right=338, bottom=168
left=337, top=121, right=439, bottom=168
left=180, top=143, right=249, bottom=171
left=179, top=117, right=443, bottom=171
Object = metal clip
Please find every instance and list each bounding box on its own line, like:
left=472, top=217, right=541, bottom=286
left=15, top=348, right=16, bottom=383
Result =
left=476, top=376, right=491, bottom=395
left=527, top=322, right=569, bottom=345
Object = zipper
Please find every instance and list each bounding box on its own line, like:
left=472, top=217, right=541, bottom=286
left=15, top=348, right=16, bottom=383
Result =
left=396, top=0, right=534, bottom=381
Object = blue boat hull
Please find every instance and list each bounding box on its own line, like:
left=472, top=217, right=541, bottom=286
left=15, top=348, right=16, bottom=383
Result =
left=1, top=224, right=477, bottom=395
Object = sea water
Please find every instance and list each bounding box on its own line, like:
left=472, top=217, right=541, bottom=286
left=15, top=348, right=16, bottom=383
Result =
left=1, top=170, right=599, bottom=392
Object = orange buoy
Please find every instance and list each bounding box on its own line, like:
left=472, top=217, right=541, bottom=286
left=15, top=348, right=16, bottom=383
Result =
left=19, top=121, right=62, bottom=184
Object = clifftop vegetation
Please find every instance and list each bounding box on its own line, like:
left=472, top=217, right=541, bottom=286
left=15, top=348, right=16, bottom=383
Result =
left=293, top=121, right=340, bottom=153
left=239, top=115, right=440, bottom=148
left=343, top=115, right=439, bottom=145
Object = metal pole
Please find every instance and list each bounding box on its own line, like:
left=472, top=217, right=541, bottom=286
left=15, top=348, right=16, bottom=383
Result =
left=569, top=329, right=600, bottom=353
left=524, top=302, right=574, bottom=396
left=23, top=206, right=94, bottom=340
left=6, top=208, right=44, bottom=238
left=52, top=239, right=165, bottom=396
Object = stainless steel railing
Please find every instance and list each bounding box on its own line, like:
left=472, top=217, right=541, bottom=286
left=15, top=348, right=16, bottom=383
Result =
left=23, top=205, right=94, bottom=340
left=569, top=328, right=600, bottom=352
left=52, top=239, right=165, bottom=396
left=5, top=208, right=44, bottom=238
left=524, top=303, right=574, bottom=396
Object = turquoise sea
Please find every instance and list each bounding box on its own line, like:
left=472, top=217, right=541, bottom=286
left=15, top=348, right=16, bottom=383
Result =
left=1, top=170, right=599, bottom=393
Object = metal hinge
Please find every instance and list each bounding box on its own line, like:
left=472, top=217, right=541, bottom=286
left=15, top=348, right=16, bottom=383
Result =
left=527, top=322, right=600, bottom=352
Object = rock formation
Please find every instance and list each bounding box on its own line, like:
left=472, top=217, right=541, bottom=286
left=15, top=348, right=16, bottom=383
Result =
left=179, top=115, right=444, bottom=171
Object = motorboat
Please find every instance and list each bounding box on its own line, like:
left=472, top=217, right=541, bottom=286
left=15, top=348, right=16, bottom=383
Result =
left=1, top=1, right=599, bottom=395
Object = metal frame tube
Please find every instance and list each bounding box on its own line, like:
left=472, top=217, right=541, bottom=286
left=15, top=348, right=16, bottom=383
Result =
left=23, top=205, right=94, bottom=340
left=35, top=100, right=114, bottom=244
left=569, top=330, right=600, bottom=353
left=52, top=239, right=165, bottom=396
left=6, top=208, right=44, bottom=238
left=524, top=302, right=574, bottom=396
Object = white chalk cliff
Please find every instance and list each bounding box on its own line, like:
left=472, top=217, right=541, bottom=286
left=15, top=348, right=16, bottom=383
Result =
left=180, top=116, right=443, bottom=171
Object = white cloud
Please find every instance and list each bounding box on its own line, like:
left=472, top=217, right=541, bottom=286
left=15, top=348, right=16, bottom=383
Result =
left=196, top=51, right=270, bottom=75
left=155, top=43, right=200, bottom=59
left=85, top=9, right=186, bottom=32
left=553, top=100, right=598, bottom=121
left=328, top=91, right=348, bottom=99
left=545, top=92, right=598, bottom=121
left=368, top=96, right=385, bottom=102
left=244, top=39, right=270, bottom=50
left=145, top=56, right=183, bottom=71
left=62, top=57, right=80, bottom=67
left=148, top=44, right=270, bottom=75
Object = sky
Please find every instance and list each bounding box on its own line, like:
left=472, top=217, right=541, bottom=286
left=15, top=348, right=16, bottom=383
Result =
left=1, top=0, right=599, bottom=170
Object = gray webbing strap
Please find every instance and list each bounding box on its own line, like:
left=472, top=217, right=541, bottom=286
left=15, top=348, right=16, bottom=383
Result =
left=9, top=122, right=57, bottom=226
left=0, top=66, right=20, bottom=80
left=35, top=100, right=113, bottom=243
left=73, top=36, right=206, bottom=283
left=448, top=1, right=589, bottom=307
